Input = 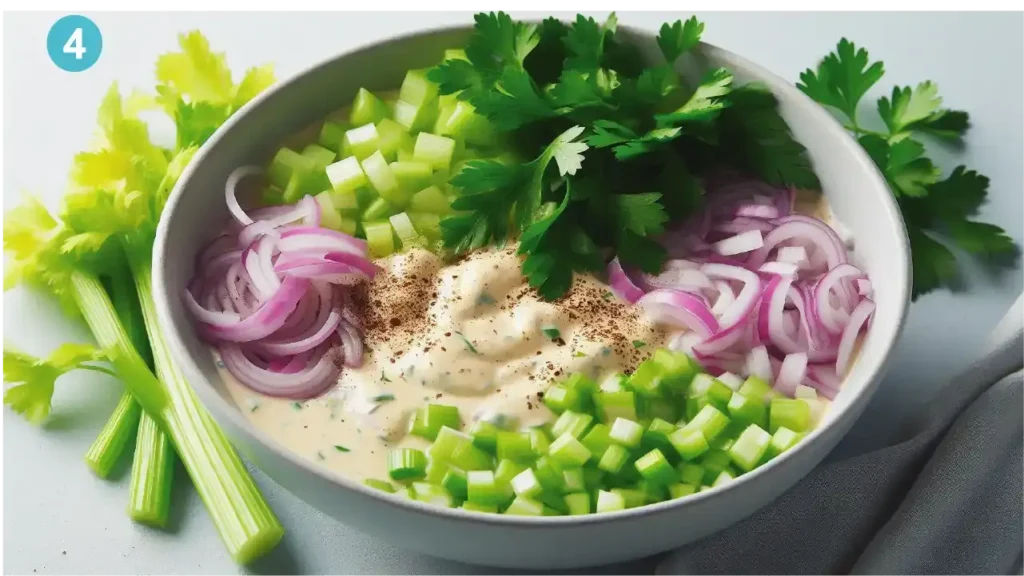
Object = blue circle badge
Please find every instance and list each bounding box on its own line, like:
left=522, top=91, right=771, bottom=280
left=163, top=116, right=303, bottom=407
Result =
left=47, top=15, right=102, bottom=72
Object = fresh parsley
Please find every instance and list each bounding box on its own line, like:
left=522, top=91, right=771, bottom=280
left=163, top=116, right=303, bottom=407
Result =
left=798, top=39, right=1018, bottom=298
left=434, top=12, right=819, bottom=301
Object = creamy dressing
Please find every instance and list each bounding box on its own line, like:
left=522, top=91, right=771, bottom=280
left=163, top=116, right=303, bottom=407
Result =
left=218, top=244, right=671, bottom=481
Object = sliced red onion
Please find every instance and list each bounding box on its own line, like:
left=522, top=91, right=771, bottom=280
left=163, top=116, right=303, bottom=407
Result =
left=337, top=319, right=364, bottom=367
left=225, top=165, right=262, bottom=226
left=836, top=298, right=875, bottom=377
left=278, top=226, right=369, bottom=257
left=641, top=267, right=714, bottom=294
left=806, top=365, right=840, bottom=399
left=813, top=263, right=866, bottom=334
left=194, top=276, right=310, bottom=343
left=692, top=264, right=762, bottom=356
left=759, top=261, right=798, bottom=277
left=774, top=352, right=807, bottom=397
left=713, top=230, right=764, bottom=256
left=856, top=278, right=873, bottom=296
left=716, top=372, right=744, bottom=391
left=637, top=290, right=720, bottom=338
left=747, top=215, right=847, bottom=271
left=710, top=280, right=735, bottom=317
left=777, top=246, right=809, bottom=268
left=735, top=204, right=779, bottom=219
left=254, top=287, right=341, bottom=357
left=607, top=258, right=645, bottom=303
left=745, top=345, right=773, bottom=383
left=219, top=342, right=340, bottom=399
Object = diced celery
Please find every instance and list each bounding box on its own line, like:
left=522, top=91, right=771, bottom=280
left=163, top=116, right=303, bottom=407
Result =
left=677, top=463, right=705, bottom=486
left=375, top=118, right=412, bottom=161
left=609, top=418, right=644, bottom=448
left=700, top=449, right=734, bottom=484
left=413, top=133, right=456, bottom=170
left=728, top=392, right=768, bottom=429
left=564, top=372, right=598, bottom=396
left=596, top=391, right=637, bottom=423
left=496, top=431, right=535, bottom=463
left=638, top=480, right=669, bottom=504
left=389, top=212, right=420, bottom=246
left=668, top=483, right=698, bottom=499
left=432, top=427, right=493, bottom=471
left=412, top=482, right=455, bottom=507
left=462, top=501, right=498, bottom=514
left=363, top=197, right=398, bottom=221
left=444, top=48, right=468, bottom=61
left=364, top=478, right=395, bottom=493
left=504, top=496, right=545, bottom=516
left=424, top=458, right=452, bottom=485
left=549, top=433, right=592, bottom=467
left=728, top=424, right=772, bottom=472
left=326, top=156, right=368, bottom=197
left=598, top=444, right=630, bottom=474
left=712, top=470, right=735, bottom=488
left=343, top=124, right=382, bottom=160
left=422, top=404, right=461, bottom=436
left=337, top=216, right=358, bottom=237
left=643, top=397, right=678, bottom=424
left=583, top=466, right=605, bottom=490
left=533, top=456, right=565, bottom=493
left=611, top=488, right=647, bottom=509
left=391, top=162, right=433, bottom=195
left=600, top=374, right=629, bottom=393
left=642, top=419, right=679, bottom=464
left=442, top=467, right=468, bottom=502
left=679, top=405, right=731, bottom=442
left=433, top=101, right=456, bottom=135
left=529, top=427, right=553, bottom=455
left=387, top=448, right=427, bottom=481
left=302, top=143, right=337, bottom=169
left=408, top=185, right=451, bottom=214
left=436, top=100, right=476, bottom=137
left=739, top=375, right=777, bottom=404
left=510, top=468, right=543, bottom=498
left=363, top=220, right=396, bottom=257
left=470, top=420, right=500, bottom=453
left=596, top=490, right=626, bottom=513
left=494, top=459, right=526, bottom=489
left=467, top=470, right=507, bottom=506
left=399, top=69, right=440, bottom=108
left=635, top=449, right=677, bottom=485
left=396, top=148, right=416, bottom=162
left=628, top=359, right=665, bottom=397
left=350, top=88, right=390, bottom=126
left=267, top=147, right=305, bottom=190
left=669, top=428, right=709, bottom=461
left=542, top=384, right=580, bottom=414
left=408, top=212, right=441, bottom=241
left=318, top=120, right=349, bottom=154
left=693, top=376, right=734, bottom=414
left=580, top=423, right=613, bottom=459
left=551, top=410, right=593, bottom=439
left=762, top=426, right=801, bottom=462
left=313, top=192, right=344, bottom=231
left=770, top=398, right=811, bottom=433
left=394, top=99, right=439, bottom=132
left=361, top=151, right=402, bottom=203
left=564, top=492, right=591, bottom=515
left=651, top=348, right=699, bottom=391
left=562, top=468, right=586, bottom=493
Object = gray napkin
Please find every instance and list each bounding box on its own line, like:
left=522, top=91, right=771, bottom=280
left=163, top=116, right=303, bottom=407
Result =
left=657, top=296, right=1024, bottom=576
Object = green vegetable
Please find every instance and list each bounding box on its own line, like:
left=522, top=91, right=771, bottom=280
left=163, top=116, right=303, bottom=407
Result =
left=427, top=12, right=816, bottom=300
left=3, top=342, right=112, bottom=424
left=3, top=31, right=284, bottom=563
left=797, top=39, right=1018, bottom=298
left=388, top=448, right=428, bottom=481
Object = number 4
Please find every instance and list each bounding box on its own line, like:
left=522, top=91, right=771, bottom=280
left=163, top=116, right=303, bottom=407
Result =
left=63, top=27, right=86, bottom=60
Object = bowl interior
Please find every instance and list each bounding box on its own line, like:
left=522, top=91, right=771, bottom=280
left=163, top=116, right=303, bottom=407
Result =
left=154, top=24, right=910, bottom=504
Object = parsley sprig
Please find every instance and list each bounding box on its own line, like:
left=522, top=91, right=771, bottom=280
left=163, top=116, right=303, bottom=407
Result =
left=432, top=12, right=814, bottom=300
left=798, top=39, right=1018, bottom=298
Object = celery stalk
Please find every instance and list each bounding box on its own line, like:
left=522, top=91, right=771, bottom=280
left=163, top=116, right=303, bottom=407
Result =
left=126, top=254, right=284, bottom=562
left=84, top=391, right=141, bottom=477
left=128, top=413, right=175, bottom=527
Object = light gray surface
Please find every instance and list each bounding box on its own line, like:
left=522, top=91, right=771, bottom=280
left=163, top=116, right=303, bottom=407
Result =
left=3, top=10, right=1022, bottom=575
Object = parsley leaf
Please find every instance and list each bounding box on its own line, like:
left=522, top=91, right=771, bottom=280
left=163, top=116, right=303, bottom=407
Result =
left=656, top=17, right=705, bottom=64
left=616, top=193, right=669, bottom=236
left=563, top=14, right=614, bottom=72
left=797, top=38, right=884, bottom=123
left=517, top=189, right=604, bottom=300
left=800, top=39, right=1018, bottom=298
left=655, top=68, right=734, bottom=126
left=716, top=85, right=820, bottom=189
left=471, top=68, right=557, bottom=131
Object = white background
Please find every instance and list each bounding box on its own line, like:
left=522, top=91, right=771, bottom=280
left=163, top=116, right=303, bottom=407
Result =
left=3, top=10, right=1022, bottom=575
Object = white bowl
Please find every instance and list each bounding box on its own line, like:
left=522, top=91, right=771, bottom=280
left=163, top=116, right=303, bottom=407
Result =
left=152, top=23, right=911, bottom=570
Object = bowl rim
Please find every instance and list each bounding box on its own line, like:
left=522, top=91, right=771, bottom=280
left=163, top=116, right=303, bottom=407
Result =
left=153, top=21, right=912, bottom=527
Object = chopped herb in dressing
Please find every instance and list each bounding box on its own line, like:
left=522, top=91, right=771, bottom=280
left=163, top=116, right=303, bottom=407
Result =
left=454, top=331, right=479, bottom=354
left=291, top=402, right=303, bottom=410
left=601, top=291, right=613, bottom=301
left=572, top=351, right=587, bottom=358
left=542, top=326, right=561, bottom=340
left=476, top=292, right=497, bottom=306
left=380, top=371, right=391, bottom=383
left=632, top=340, right=647, bottom=349
left=316, top=451, right=325, bottom=460
left=372, top=394, right=396, bottom=403
left=246, top=398, right=261, bottom=412
left=334, top=445, right=351, bottom=453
